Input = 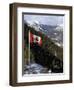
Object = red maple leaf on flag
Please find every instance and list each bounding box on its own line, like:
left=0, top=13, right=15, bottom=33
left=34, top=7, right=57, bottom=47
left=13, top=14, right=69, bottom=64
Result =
left=29, top=31, right=42, bottom=46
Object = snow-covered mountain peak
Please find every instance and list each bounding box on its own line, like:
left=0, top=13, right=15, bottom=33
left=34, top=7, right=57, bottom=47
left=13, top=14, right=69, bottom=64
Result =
left=55, top=24, right=63, bottom=32
left=26, top=20, right=43, bottom=32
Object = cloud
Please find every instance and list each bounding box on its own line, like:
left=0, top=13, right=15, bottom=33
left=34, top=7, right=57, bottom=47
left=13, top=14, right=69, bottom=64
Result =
left=24, top=14, right=64, bottom=26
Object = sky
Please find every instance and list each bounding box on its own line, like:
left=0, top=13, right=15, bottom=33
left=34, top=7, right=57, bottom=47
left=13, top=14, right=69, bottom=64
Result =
left=24, top=14, right=64, bottom=26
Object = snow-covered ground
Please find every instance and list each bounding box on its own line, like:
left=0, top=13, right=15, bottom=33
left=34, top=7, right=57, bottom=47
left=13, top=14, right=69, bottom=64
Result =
left=24, top=63, right=50, bottom=74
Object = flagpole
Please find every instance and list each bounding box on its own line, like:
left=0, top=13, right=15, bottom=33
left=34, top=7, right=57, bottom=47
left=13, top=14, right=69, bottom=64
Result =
left=28, top=30, right=30, bottom=65
left=55, top=50, right=57, bottom=56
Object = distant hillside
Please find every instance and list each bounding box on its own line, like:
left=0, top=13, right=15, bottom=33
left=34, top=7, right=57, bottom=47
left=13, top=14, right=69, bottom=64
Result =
left=39, top=24, right=63, bottom=47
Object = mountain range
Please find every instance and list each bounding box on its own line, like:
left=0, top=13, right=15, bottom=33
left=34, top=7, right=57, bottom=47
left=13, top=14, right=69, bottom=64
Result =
left=25, top=20, right=63, bottom=47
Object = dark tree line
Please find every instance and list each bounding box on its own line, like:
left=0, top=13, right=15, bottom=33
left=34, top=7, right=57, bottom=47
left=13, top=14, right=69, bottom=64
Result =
left=30, top=43, right=63, bottom=73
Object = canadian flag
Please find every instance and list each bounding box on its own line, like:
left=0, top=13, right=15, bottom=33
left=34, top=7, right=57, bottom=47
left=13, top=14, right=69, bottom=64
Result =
left=29, top=31, right=42, bottom=46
